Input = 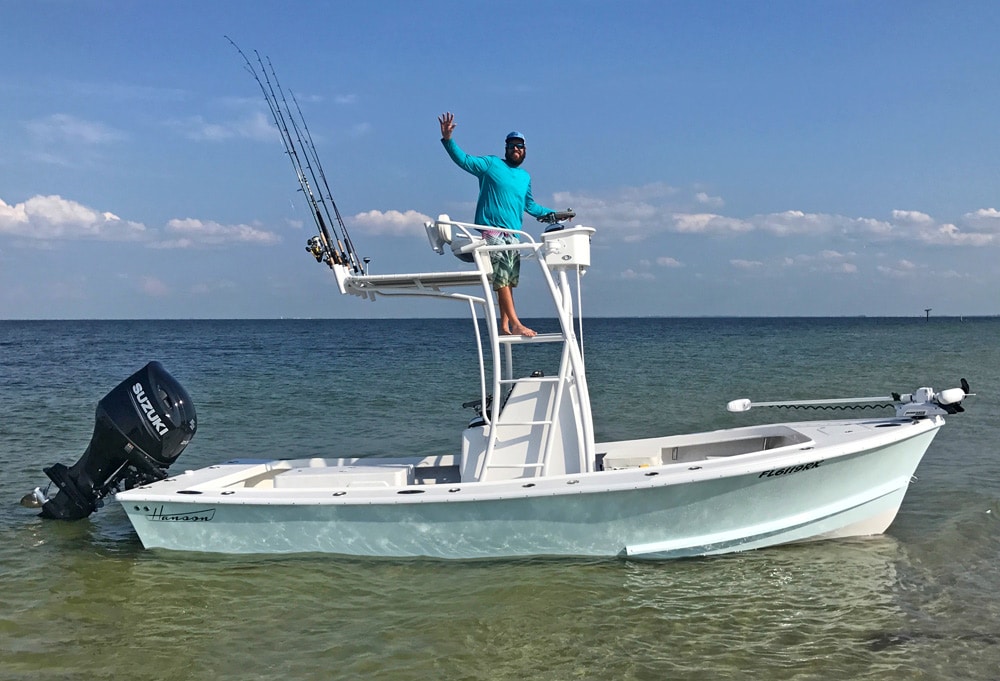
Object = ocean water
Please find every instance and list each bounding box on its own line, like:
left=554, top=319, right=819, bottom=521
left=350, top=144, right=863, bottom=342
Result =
left=1, top=317, right=999, bottom=680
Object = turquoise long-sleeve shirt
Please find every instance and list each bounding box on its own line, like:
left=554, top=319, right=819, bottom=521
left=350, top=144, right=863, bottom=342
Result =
left=442, top=138, right=553, bottom=236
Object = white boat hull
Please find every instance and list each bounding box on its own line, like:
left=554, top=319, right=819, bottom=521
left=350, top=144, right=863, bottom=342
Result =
left=117, top=416, right=941, bottom=558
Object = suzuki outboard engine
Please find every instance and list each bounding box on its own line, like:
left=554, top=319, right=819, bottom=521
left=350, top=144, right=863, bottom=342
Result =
left=23, top=361, right=197, bottom=520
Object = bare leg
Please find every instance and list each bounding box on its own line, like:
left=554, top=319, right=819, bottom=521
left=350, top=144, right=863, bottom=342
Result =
left=496, top=286, right=535, bottom=337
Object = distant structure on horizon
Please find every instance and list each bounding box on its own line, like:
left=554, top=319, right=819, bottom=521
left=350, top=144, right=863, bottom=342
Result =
left=924, top=308, right=932, bottom=320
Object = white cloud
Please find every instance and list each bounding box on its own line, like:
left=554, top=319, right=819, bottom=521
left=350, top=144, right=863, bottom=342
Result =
left=877, top=261, right=918, bottom=278
left=617, top=182, right=680, bottom=201
left=892, top=209, right=934, bottom=224
left=140, top=276, right=170, bottom=297
left=190, top=280, right=238, bottom=295
left=748, top=211, right=894, bottom=238
left=24, top=151, right=76, bottom=167
left=779, top=250, right=859, bottom=274
left=229, top=112, right=277, bottom=140
left=148, top=238, right=194, bottom=249
left=551, top=183, right=675, bottom=235
left=966, top=207, right=1000, bottom=219
left=548, top=185, right=1000, bottom=249
left=756, top=210, right=824, bottom=236
left=0, top=194, right=284, bottom=249
left=656, top=256, right=683, bottom=267
left=351, top=122, right=373, bottom=137
left=673, top=213, right=753, bottom=234
left=962, top=208, right=1000, bottom=233
left=25, top=114, right=126, bottom=144
left=351, top=209, right=431, bottom=236
left=176, top=112, right=276, bottom=142
left=620, top=268, right=655, bottom=280
left=694, top=191, right=723, bottom=208
left=873, top=259, right=974, bottom=280
left=886, top=209, right=996, bottom=245
left=161, top=218, right=281, bottom=245
left=731, top=259, right=764, bottom=269
left=918, top=222, right=993, bottom=246
left=68, top=80, right=188, bottom=103
left=0, top=195, right=146, bottom=240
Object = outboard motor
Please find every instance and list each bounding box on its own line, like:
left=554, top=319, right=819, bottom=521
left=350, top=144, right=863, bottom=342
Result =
left=22, top=361, right=197, bottom=520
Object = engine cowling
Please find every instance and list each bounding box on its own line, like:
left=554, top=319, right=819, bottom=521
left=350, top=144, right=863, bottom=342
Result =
left=32, top=361, right=197, bottom=520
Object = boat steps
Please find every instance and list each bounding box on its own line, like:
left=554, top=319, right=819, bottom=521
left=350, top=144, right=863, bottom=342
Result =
left=498, top=376, right=560, bottom=385
left=498, top=333, right=564, bottom=344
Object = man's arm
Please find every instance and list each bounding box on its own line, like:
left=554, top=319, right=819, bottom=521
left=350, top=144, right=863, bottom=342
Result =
left=524, top=180, right=555, bottom=219
left=438, top=112, right=489, bottom=175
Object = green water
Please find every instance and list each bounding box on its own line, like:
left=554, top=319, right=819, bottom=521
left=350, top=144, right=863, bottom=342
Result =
left=2, top=318, right=998, bottom=680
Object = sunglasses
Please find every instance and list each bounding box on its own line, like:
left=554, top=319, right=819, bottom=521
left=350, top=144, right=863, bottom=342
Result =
left=506, top=142, right=525, bottom=150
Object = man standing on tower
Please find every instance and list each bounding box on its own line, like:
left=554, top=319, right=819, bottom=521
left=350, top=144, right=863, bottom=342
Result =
left=438, top=111, right=559, bottom=337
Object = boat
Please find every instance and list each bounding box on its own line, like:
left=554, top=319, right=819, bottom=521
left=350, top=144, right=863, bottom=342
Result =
left=24, top=214, right=973, bottom=559
left=21, top=53, right=973, bottom=558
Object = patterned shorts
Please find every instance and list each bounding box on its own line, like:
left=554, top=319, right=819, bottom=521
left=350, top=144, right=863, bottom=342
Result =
left=485, top=232, right=520, bottom=290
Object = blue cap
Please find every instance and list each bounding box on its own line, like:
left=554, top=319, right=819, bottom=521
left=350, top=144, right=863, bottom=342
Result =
left=505, top=131, right=525, bottom=143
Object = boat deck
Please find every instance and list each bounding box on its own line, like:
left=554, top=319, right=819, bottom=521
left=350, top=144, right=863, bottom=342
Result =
left=118, top=416, right=937, bottom=506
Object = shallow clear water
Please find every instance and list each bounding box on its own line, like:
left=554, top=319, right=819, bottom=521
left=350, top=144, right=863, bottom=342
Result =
left=2, top=317, right=999, bottom=680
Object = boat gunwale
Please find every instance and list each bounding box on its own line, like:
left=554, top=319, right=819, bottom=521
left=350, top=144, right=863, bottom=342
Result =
left=117, top=416, right=942, bottom=507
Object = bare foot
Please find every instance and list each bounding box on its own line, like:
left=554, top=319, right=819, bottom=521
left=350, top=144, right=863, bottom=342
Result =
left=510, top=323, right=537, bottom=337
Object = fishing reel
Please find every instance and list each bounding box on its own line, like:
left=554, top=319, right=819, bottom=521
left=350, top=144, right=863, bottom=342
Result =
left=306, top=236, right=326, bottom=263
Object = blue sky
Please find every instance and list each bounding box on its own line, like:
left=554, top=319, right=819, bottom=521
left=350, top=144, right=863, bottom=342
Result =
left=2, top=0, right=999, bottom=319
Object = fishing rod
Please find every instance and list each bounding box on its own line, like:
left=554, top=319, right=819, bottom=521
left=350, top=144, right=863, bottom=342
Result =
left=288, top=86, right=363, bottom=274
left=262, top=55, right=358, bottom=273
left=727, top=380, right=972, bottom=417
left=226, top=37, right=362, bottom=273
